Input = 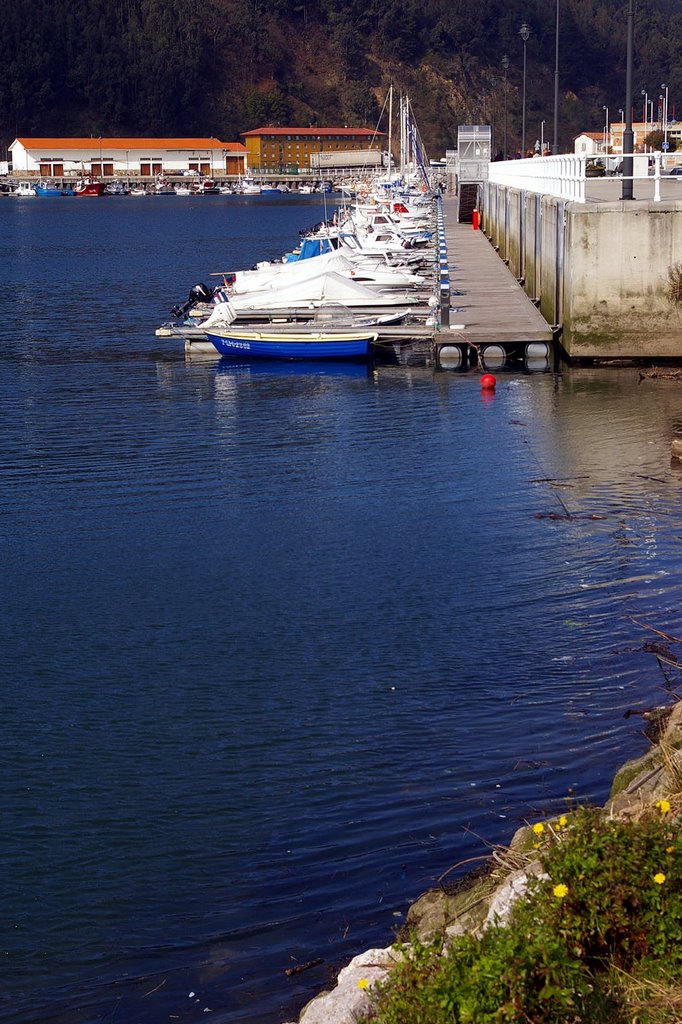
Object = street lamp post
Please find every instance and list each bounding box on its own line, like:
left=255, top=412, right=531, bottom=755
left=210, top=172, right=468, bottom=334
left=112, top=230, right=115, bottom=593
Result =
left=501, top=54, right=510, bottom=158
left=618, top=108, right=624, bottom=154
left=603, top=105, right=609, bottom=154
left=641, top=89, right=649, bottom=149
left=661, top=82, right=669, bottom=150
left=553, top=0, right=560, bottom=153
left=520, top=23, right=531, bottom=157
left=622, top=0, right=634, bottom=200
left=541, top=119, right=546, bottom=154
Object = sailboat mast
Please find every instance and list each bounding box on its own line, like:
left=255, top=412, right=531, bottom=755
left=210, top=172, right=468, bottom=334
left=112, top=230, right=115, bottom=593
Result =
left=387, top=83, right=393, bottom=181
left=400, top=93, right=405, bottom=180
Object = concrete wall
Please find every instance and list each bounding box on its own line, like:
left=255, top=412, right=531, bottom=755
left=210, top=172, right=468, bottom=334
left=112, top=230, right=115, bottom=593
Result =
left=563, top=201, right=682, bottom=358
left=481, top=183, right=682, bottom=359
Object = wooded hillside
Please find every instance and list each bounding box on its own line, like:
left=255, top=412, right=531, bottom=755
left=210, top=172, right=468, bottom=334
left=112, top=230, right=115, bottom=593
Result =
left=1, top=0, right=680, bottom=157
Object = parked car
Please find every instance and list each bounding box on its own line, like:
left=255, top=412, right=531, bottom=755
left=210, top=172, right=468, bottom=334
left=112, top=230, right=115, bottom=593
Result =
left=668, top=166, right=682, bottom=175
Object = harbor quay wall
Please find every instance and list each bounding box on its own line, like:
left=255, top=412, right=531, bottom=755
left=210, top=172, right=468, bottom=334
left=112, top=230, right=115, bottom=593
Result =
left=480, top=182, right=682, bottom=360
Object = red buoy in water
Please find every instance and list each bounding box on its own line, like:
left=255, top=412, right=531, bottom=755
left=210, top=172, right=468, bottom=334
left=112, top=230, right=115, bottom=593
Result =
left=480, top=373, right=497, bottom=390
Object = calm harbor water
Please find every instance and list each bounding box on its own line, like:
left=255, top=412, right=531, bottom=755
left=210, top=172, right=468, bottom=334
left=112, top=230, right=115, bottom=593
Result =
left=1, top=194, right=681, bottom=1024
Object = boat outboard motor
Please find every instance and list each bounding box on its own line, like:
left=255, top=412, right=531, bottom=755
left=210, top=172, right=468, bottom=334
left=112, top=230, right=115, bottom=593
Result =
left=171, top=281, right=215, bottom=319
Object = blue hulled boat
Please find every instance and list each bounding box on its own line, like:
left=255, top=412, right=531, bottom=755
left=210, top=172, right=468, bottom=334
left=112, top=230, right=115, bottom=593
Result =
left=34, top=181, right=66, bottom=197
left=207, top=326, right=376, bottom=361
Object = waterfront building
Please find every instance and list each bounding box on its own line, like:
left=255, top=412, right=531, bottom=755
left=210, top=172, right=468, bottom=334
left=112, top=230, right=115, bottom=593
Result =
left=575, top=123, right=682, bottom=157
left=8, top=138, right=248, bottom=177
left=240, top=127, right=385, bottom=172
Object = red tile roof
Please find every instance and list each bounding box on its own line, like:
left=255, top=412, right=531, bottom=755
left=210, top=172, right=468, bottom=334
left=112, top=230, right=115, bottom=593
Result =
left=13, top=137, right=246, bottom=151
left=241, top=127, right=384, bottom=137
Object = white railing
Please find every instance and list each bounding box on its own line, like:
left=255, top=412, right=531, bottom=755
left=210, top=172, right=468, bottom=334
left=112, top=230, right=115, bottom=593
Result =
left=489, top=154, right=587, bottom=201
left=487, top=152, right=672, bottom=203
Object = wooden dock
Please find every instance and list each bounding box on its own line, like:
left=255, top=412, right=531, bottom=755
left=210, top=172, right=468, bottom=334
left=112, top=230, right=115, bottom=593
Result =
left=435, top=196, right=554, bottom=362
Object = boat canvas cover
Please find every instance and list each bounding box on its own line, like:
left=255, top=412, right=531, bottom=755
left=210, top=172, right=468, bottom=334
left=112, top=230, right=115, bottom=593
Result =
left=227, top=272, right=411, bottom=310
left=230, top=252, right=422, bottom=295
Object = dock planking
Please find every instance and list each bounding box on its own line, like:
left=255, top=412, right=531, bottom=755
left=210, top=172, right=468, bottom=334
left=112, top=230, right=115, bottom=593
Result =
left=437, top=196, right=553, bottom=348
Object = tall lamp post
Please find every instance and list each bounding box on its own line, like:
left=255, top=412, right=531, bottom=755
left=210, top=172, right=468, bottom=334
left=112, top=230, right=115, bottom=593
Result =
left=661, top=82, right=669, bottom=150
left=641, top=89, right=649, bottom=149
left=520, top=23, right=531, bottom=156
left=603, top=105, right=609, bottom=155
left=501, top=54, right=510, bottom=157
left=622, top=0, right=634, bottom=200
left=553, top=0, right=560, bottom=153
left=541, top=119, right=546, bottom=154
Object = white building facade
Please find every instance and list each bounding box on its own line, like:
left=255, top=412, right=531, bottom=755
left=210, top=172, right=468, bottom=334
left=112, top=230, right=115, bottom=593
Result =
left=9, top=137, right=248, bottom=177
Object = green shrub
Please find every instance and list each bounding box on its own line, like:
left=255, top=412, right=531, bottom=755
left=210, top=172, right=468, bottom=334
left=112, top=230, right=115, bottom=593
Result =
left=369, top=805, right=681, bottom=1024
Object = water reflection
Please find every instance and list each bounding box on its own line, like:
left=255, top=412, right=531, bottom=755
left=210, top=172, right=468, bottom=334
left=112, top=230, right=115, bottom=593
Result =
left=215, top=358, right=373, bottom=380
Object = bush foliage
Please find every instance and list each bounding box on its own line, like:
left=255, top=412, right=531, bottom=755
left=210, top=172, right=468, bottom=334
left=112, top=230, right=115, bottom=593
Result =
left=369, top=804, right=682, bottom=1024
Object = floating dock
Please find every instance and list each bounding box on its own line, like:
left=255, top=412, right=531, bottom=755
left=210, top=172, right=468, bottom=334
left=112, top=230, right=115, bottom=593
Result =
left=434, top=196, right=555, bottom=369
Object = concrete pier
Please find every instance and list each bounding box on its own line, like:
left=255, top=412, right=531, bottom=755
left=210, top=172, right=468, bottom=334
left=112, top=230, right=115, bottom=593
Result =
left=480, top=181, right=682, bottom=361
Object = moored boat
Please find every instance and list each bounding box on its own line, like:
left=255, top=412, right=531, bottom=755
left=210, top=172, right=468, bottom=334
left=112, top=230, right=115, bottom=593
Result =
left=194, top=177, right=220, bottom=194
left=73, top=177, right=105, bottom=196
left=104, top=180, right=128, bottom=196
left=153, top=175, right=175, bottom=195
left=12, top=182, right=36, bottom=197
left=207, top=325, right=377, bottom=360
left=34, top=180, right=66, bottom=197
left=237, top=177, right=262, bottom=195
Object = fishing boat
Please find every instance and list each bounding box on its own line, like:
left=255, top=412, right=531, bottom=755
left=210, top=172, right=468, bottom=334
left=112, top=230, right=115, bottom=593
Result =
left=153, top=175, right=175, bottom=195
left=104, top=180, right=127, bottom=196
left=194, top=177, right=220, bottom=194
left=34, top=181, right=65, bottom=197
left=207, top=325, right=377, bottom=360
left=73, top=177, right=105, bottom=196
left=12, top=182, right=36, bottom=197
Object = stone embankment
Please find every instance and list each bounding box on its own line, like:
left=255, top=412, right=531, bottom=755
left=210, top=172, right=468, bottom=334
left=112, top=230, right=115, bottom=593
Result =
left=282, top=701, right=682, bottom=1024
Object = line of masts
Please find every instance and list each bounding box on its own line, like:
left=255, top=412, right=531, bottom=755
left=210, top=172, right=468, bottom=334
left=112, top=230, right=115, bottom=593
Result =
left=375, top=84, right=430, bottom=184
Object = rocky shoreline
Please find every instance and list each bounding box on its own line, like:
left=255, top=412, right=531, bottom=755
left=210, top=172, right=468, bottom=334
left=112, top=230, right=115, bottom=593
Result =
left=282, top=700, right=682, bottom=1024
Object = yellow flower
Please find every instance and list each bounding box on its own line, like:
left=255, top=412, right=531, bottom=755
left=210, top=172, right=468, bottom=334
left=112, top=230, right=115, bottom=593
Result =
left=357, top=978, right=370, bottom=990
left=557, top=815, right=568, bottom=828
left=666, top=846, right=675, bottom=854
left=532, top=823, right=545, bottom=835
left=553, top=883, right=569, bottom=899
left=653, top=873, right=666, bottom=885
left=656, top=799, right=671, bottom=814
left=532, top=842, right=540, bottom=849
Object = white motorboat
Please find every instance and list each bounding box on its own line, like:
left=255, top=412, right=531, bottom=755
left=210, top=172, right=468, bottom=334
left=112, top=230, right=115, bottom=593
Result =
left=204, top=271, right=420, bottom=317
left=237, top=178, right=262, bottom=195
left=222, top=251, right=425, bottom=295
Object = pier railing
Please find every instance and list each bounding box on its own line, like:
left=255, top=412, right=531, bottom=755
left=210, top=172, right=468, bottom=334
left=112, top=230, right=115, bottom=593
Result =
left=488, top=152, right=672, bottom=204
